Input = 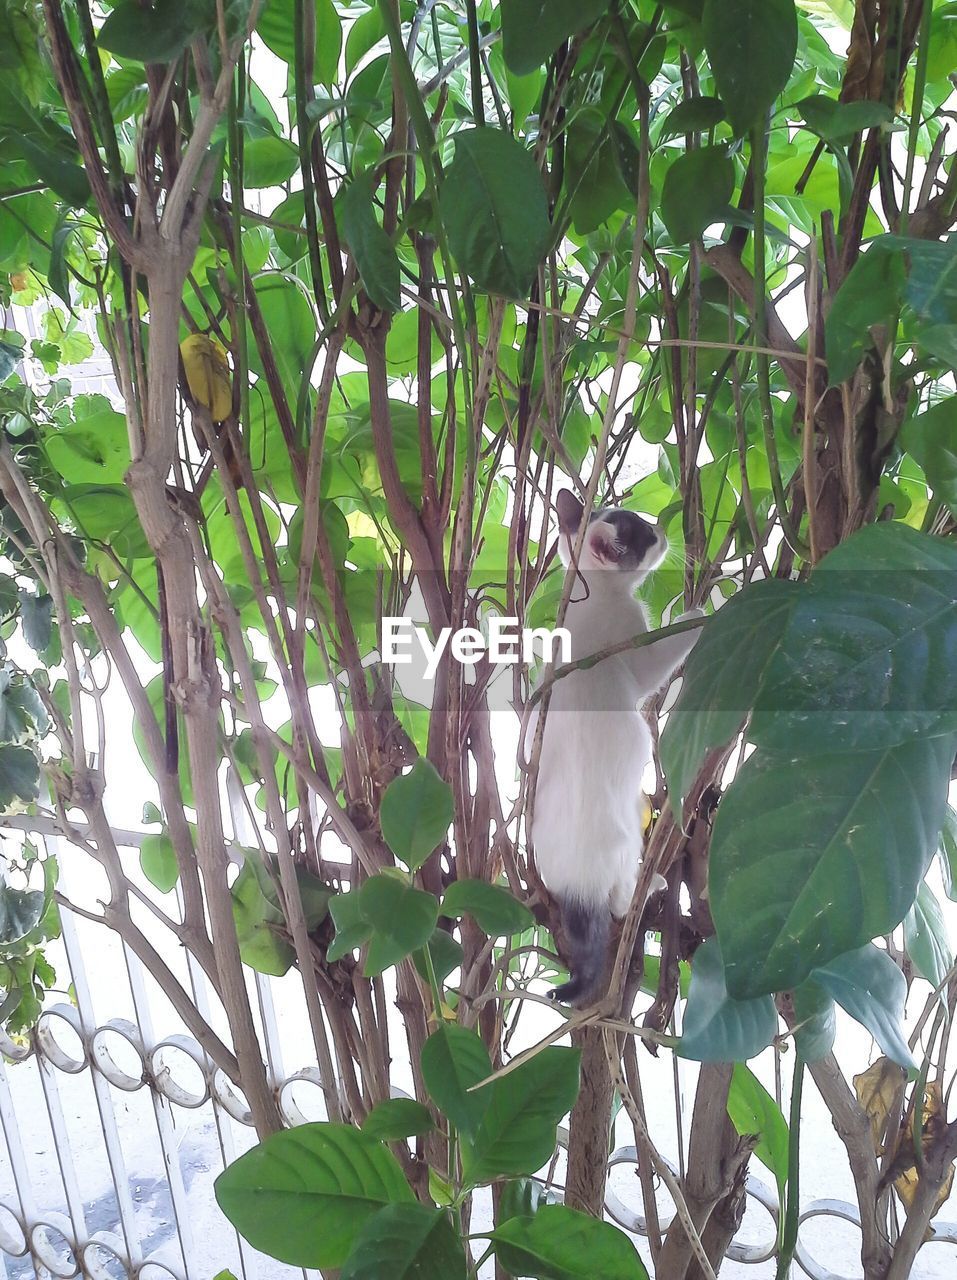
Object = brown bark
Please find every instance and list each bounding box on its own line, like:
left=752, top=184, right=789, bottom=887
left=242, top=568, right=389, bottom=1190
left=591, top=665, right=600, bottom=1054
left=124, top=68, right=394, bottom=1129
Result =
left=564, top=1025, right=616, bottom=1215
left=657, top=1064, right=756, bottom=1280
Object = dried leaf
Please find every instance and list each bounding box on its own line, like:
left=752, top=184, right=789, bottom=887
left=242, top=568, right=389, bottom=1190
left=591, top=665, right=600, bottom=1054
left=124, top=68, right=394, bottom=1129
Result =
left=853, top=1056, right=906, bottom=1152
left=891, top=1081, right=955, bottom=1223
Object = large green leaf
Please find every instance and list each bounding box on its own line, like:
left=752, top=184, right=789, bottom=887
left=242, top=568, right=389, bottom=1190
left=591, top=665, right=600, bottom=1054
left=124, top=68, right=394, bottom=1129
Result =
left=214, top=1123, right=414, bottom=1268
left=702, top=0, right=798, bottom=136
left=464, top=1047, right=581, bottom=1183
left=338, top=172, right=401, bottom=312
left=900, top=398, right=957, bottom=515
left=661, top=146, right=735, bottom=244
left=710, top=734, right=954, bottom=999
left=440, top=128, right=550, bottom=299
left=677, top=939, right=778, bottom=1062
left=904, top=883, right=952, bottom=990
left=491, top=1203, right=648, bottom=1280
left=341, top=1205, right=467, bottom=1280
left=791, top=979, right=836, bottom=1062
left=441, top=879, right=533, bottom=936
left=659, top=97, right=727, bottom=140
left=380, top=759, right=453, bottom=870
left=727, top=1064, right=789, bottom=1201
left=420, top=1024, right=493, bottom=1136
left=812, top=945, right=916, bottom=1070
left=797, top=95, right=893, bottom=142
left=563, top=109, right=632, bottom=236
left=45, top=407, right=130, bottom=484
left=660, top=579, right=798, bottom=809
left=825, top=237, right=906, bottom=383
left=750, top=527, right=957, bottom=751
left=500, top=0, right=612, bottom=75
left=98, top=0, right=208, bottom=63
left=242, top=135, right=299, bottom=188
left=330, top=873, right=438, bottom=977
left=361, top=1098, right=435, bottom=1141
left=257, top=0, right=342, bottom=84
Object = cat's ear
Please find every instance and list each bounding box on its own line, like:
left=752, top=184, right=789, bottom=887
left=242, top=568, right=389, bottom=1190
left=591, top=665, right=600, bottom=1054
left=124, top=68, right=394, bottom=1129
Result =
left=556, top=489, right=585, bottom=534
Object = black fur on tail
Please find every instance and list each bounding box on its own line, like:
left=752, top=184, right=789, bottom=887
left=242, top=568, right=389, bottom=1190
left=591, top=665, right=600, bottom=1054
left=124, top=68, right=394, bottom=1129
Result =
left=550, top=897, right=610, bottom=1006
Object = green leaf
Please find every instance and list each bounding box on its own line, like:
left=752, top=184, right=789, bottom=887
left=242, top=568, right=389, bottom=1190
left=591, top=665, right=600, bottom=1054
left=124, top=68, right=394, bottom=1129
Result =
left=727, top=1064, right=789, bottom=1201
left=441, top=880, right=533, bottom=936
left=498, top=1177, right=548, bottom=1222
left=812, top=945, right=916, bottom=1071
left=361, top=1098, right=435, bottom=1141
left=45, top=408, right=130, bottom=484
left=358, top=874, right=439, bottom=976
left=900, top=398, right=957, bottom=515
left=338, top=172, right=401, bottom=312
left=257, top=0, right=342, bottom=84
left=139, top=833, right=178, bottom=894
left=0, top=884, right=44, bottom=944
left=60, top=484, right=150, bottom=559
left=492, top=1203, right=648, bottom=1279
left=242, top=135, right=300, bottom=188
left=702, top=0, right=798, bottom=136
left=825, top=237, right=906, bottom=383
left=16, top=136, right=91, bottom=208
left=658, top=96, right=727, bottom=140
left=413, top=928, right=464, bottom=985
left=678, top=939, right=777, bottom=1062
left=441, top=128, right=551, bottom=299
left=563, top=109, right=631, bottom=235
left=749, top=525, right=957, bottom=750
left=99, top=0, right=207, bottom=63
left=341, top=1204, right=467, bottom=1280
left=231, top=858, right=294, bottom=977
left=18, top=591, right=52, bottom=653
left=420, top=1024, right=493, bottom=1136
left=464, top=1047, right=581, bottom=1183
left=380, top=760, right=453, bottom=869
left=214, top=1122, right=415, bottom=1268
left=938, top=806, right=957, bottom=901
left=660, top=579, right=798, bottom=809
left=0, top=744, right=40, bottom=810
left=904, top=883, right=952, bottom=990
left=661, top=146, right=735, bottom=244
left=791, top=979, right=836, bottom=1062
left=500, top=0, right=612, bottom=76
left=328, top=889, right=371, bottom=962
left=710, top=735, right=955, bottom=999
left=797, top=95, right=893, bottom=142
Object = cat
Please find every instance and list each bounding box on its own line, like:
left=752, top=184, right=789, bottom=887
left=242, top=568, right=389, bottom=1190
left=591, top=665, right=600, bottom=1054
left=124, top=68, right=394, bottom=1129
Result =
left=523, top=489, right=703, bottom=1005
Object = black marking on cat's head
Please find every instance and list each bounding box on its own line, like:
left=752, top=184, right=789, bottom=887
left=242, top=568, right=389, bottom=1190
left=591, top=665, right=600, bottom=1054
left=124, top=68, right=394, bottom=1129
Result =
left=555, top=490, right=666, bottom=581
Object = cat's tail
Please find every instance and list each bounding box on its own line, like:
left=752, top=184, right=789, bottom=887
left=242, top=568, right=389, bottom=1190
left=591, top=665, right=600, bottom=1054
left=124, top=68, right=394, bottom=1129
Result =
left=550, top=897, right=610, bottom=1006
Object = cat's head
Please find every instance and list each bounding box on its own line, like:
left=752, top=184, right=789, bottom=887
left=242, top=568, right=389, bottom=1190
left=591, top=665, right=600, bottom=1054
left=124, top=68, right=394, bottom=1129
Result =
left=555, top=490, right=666, bottom=584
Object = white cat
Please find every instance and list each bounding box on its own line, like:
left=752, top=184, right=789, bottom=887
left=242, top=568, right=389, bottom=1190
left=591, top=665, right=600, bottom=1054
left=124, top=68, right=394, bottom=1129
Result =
left=524, top=489, right=702, bottom=1005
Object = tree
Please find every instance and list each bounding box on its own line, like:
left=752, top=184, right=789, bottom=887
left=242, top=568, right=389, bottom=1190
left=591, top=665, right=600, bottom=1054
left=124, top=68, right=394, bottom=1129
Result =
left=0, top=0, right=955, bottom=1275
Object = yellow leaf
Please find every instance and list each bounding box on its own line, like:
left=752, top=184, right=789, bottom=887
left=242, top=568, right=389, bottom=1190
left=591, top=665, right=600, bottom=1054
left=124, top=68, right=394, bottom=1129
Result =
left=892, top=1081, right=955, bottom=1222
left=853, top=1057, right=906, bottom=1152
left=181, top=333, right=232, bottom=422
left=640, top=794, right=653, bottom=835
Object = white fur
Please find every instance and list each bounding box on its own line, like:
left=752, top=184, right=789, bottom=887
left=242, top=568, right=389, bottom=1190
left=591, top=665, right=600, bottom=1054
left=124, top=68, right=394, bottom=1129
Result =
left=525, top=513, right=701, bottom=918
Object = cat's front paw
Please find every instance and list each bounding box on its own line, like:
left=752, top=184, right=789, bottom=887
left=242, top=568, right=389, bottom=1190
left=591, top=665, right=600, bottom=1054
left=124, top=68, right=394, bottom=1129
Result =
left=675, top=607, right=705, bottom=624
